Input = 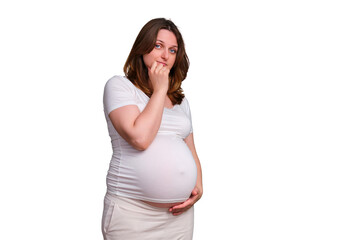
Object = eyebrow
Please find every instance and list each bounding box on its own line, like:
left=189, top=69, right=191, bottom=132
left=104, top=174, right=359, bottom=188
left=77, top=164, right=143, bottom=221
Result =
left=156, top=40, right=178, bottom=48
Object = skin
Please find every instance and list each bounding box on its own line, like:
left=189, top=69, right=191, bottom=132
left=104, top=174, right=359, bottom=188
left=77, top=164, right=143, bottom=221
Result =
left=109, top=29, right=203, bottom=215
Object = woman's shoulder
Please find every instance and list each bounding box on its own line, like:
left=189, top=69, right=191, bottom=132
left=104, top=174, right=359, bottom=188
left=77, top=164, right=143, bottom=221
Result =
left=178, top=96, right=191, bottom=114
left=103, top=75, right=139, bottom=99
left=106, top=75, right=132, bottom=86
left=105, top=75, right=137, bottom=91
left=180, top=96, right=190, bottom=107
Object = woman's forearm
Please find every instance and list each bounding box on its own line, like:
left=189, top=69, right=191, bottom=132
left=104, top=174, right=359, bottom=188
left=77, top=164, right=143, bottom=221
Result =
left=131, top=88, right=167, bottom=149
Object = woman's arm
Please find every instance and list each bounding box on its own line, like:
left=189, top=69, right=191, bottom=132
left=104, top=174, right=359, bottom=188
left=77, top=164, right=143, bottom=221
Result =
left=109, top=62, right=169, bottom=150
left=169, top=133, right=203, bottom=215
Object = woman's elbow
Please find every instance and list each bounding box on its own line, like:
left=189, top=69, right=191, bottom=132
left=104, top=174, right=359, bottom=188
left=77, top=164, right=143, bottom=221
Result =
left=131, top=137, right=151, bottom=151
left=116, top=128, right=151, bottom=151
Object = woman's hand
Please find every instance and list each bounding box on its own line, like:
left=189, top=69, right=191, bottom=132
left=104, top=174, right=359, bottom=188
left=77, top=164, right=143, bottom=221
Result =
left=169, top=183, right=203, bottom=216
left=148, top=61, right=170, bottom=92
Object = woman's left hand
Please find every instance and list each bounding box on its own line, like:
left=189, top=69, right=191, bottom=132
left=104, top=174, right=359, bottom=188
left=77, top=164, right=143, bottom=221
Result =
left=169, top=183, right=203, bottom=216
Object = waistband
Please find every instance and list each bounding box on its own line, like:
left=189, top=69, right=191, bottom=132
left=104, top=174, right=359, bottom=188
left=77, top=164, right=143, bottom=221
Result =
left=105, top=192, right=171, bottom=214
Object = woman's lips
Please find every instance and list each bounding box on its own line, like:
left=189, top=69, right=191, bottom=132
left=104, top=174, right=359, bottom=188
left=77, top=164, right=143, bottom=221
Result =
left=157, top=61, right=167, bottom=66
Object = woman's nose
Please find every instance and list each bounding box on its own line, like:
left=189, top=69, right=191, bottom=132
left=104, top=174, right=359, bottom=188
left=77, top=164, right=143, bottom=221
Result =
left=161, top=49, right=169, bottom=60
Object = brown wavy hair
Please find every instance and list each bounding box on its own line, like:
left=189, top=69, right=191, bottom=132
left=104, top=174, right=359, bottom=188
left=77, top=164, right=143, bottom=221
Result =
left=123, top=18, right=189, bottom=105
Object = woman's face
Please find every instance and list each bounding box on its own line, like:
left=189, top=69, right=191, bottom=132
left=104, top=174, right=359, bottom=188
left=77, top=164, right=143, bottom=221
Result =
left=143, top=29, right=178, bottom=70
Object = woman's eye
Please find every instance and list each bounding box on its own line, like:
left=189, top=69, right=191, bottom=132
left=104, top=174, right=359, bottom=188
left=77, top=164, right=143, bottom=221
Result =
left=170, top=49, right=177, bottom=54
left=155, top=44, right=161, bottom=49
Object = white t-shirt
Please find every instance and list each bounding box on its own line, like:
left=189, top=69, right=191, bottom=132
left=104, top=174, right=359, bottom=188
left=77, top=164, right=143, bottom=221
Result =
left=103, top=75, right=197, bottom=203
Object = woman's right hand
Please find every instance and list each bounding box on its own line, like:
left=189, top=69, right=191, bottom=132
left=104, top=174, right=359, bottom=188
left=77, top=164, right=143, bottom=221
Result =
left=148, top=61, right=170, bottom=92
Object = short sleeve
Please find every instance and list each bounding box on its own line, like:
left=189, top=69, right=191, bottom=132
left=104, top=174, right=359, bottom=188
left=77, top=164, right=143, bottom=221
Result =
left=182, top=97, right=193, bottom=134
left=103, top=76, right=137, bottom=115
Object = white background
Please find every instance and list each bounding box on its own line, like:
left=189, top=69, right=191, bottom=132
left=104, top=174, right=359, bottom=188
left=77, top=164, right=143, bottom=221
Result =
left=0, top=0, right=359, bottom=239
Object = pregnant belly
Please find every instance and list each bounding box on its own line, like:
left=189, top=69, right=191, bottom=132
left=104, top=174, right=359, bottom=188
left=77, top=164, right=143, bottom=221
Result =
left=130, top=135, right=197, bottom=205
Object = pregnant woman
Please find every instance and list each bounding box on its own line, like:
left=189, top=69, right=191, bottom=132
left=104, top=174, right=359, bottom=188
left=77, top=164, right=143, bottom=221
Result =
left=101, top=18, right=203, bottom=240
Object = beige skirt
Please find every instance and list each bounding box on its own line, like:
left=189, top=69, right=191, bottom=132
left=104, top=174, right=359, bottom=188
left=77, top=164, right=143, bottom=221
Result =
left=101, top=193, right=194, bottom=240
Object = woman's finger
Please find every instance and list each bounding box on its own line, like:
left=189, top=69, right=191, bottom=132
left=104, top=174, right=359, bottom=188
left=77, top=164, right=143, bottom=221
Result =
left=171, top=199, right=192, bottom=211
left=154, top=62, right=164, bottom=73
left=172, top=211, right=184, bottom=216
left=169, top=190, right=200, bottom=212
left=172, top=204, right=193, bottom=215
left=171, top=198, right=197, bottom=213
left=150, top=61, right=157, bottom=72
